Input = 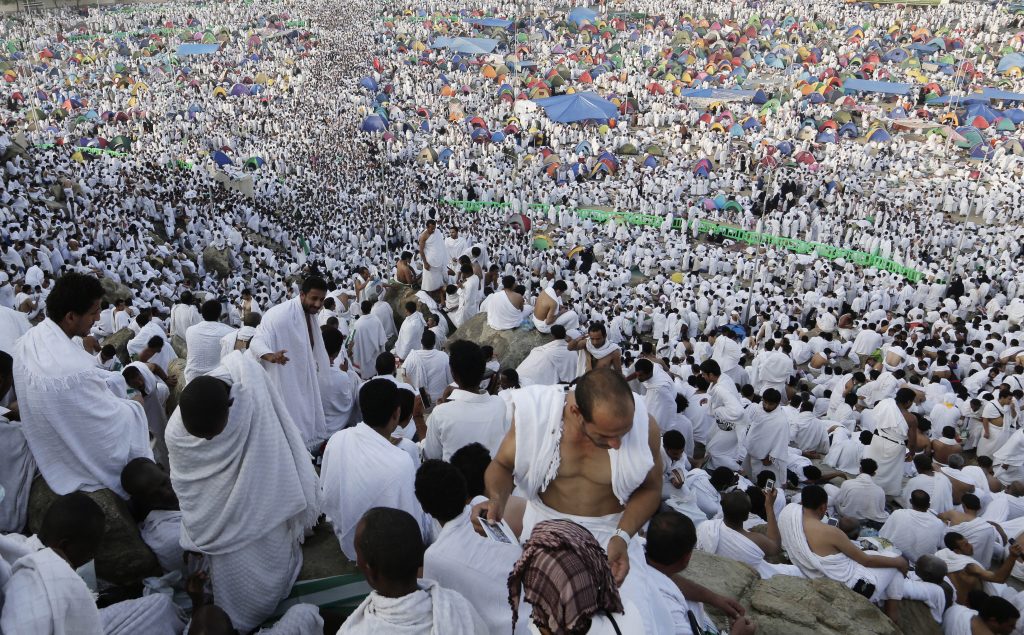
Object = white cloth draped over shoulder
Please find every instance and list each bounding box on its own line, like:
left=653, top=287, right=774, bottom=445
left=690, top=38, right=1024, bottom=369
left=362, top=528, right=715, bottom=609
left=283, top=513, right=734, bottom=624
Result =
left=14, top=318, right=151, bottom=498
left=509, top=385, right=653, bottom=506
left=0, top=420, right=35, bottom=533
left=516, top=340, right=578, bottom=386
left=696, top=519, right=803, bottom=579
left=393, top=311, right=425, bottom=360
left=0, top=546, right=104, bottom=634
left=481, top=290, right=523, bottom=330
left=167, top=350, right=320, bottom=555
left=249, top=297, right=329, bottom=447
left=420, top=231, right=449, bottom=292
left=167, top=352, right=319, bottom=632
left=862, top=398, right=909, bottom=497
left=339, top=579, right=486, bottom=635
left=878, top=509, right=945, bottom=564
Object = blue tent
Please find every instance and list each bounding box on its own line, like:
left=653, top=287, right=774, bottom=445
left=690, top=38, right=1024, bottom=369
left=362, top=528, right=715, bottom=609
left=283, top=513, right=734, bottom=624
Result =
left=212, top=151, right=233, bottom=167
left=359, top=76, right=378, bottom=91
left=567, top=7, right=598, bottom=26
left=432, top=37, right=499, bottom=55
left=842, top=78, right=913, bottom=96
left=464, top=17, right=514, bottom=28
left=361, top=115, right=387, bottom=132
left=533, top=92, right=619, bottom=123
left=966, top=103, right=1000, bottom=123
left=176, top=43, right=220, bottom=56
left=998, top=53, right=1024, bottom=73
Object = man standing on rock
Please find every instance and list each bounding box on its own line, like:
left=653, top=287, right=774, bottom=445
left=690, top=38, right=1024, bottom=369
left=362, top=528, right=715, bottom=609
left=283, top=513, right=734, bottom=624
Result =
left=418, top=219, right=447, bottom=303
left=249, top=276, right=330, bottom=451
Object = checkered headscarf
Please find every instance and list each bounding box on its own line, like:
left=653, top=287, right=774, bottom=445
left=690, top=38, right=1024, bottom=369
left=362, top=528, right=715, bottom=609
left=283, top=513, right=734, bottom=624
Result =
left=507, top=520, right=623, bottom=635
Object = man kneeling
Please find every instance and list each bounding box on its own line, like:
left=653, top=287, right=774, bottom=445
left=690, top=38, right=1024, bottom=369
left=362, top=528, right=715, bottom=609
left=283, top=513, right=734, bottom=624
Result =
left=779, top=484, right=908, bottom=619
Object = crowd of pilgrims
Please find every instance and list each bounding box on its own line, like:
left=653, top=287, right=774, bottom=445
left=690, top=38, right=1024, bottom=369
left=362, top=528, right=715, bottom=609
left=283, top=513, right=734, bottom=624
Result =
left=1, top=0, right=1024, bottom=632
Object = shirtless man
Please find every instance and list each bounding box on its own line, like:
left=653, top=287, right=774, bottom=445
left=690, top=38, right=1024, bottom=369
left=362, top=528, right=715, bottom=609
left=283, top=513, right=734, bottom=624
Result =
left=932, top=425, right=963, bottom=465
left=568, top=322, right=621, bottom=371
left=532, top=280, right=574, bottom=333
left=940, top=532, right=1022, bottom=605
left=395, top=251, right=416, bottom=285
left=475, top=369, right=744, bottom=622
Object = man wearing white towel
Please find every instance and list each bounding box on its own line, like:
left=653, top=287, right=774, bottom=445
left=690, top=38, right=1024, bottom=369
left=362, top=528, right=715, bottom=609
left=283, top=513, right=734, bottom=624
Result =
left=418, top=219, right=448, bottom=303
left=167, top=353, right=320, bottom=632
left=184, top=299, right=235, bottom=385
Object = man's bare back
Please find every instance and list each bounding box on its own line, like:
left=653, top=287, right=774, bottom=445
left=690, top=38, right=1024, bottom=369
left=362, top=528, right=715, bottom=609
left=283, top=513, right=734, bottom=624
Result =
left=534, top=291, right=556, bottom=323
left=504, top=289, right=524, bottom=310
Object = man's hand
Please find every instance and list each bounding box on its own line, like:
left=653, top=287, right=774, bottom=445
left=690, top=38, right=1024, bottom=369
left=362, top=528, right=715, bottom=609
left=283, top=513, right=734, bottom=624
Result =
left=1009, top=542, right=1024, bottom=561
left=765, top=487, right=778, bottom=507
left=607, top=535, right=630, bottom=586
left=730, top=615, right=757, bottom=635
left=423, top=261, right=431, bottom=272
left=760, top=457, right=772, bottom=466
left=669, top=470, right=684, bottom=489
left=893, top=555, right=910, bottom=576
left=165, top=375, right=178, bottom=388
left=470, top=498, right=505, bottom=536
left=261, top=350, right=289, bottom=365
left=711, top=592, right=746, bottom=620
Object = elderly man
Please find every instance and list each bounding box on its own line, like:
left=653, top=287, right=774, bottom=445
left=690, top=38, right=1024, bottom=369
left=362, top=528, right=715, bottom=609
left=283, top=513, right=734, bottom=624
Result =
left=14, top=272, right=151, bottom=498
left=167, top=353, right=320, bottom=632
left=249, top=276, right=330, bottom=450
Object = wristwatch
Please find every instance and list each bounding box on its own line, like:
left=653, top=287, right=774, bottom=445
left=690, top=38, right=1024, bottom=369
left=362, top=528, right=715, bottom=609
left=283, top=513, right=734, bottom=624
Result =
left=612, top=527, right=632, bottom=545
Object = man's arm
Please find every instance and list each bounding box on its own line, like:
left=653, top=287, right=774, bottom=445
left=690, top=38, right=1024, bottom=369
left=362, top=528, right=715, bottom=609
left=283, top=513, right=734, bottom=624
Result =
left=422, top=411, right=443, bottom=461
left=473, top=421, right=517, bottom=533
left=829, top=526, right=908, bottom=573
left=761, top=488, right=783, bottom=556
left=674, top=576, right=746, bottom=621
left=417, top=232, right=430, bottom=271
left=614, top=415, right=664, bottom=538
left=972, top=543, right=1023, bottom=583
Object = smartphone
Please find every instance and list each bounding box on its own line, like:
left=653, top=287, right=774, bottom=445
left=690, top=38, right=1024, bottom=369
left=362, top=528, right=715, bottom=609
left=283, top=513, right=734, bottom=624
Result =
left=826, top=516, right=840, bottom=527
left=765, top=479, right=775, bottom=490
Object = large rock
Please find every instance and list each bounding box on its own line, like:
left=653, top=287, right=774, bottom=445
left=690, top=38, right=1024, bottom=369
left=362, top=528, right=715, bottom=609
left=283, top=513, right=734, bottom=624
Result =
left=101, top=327, right=135, bottom=365
left=166, top=358, right=186, bottom=413
left=99, top=275, right=133, bottom=303
left=680, top=550, right=906, bottom=635
left=450, top=312, right=550, bottom=370
left=27, top=478, right=161, bottom=587
left=381, top=283, right=419, bottom=330
left=202, top=245, right=231, bottom=278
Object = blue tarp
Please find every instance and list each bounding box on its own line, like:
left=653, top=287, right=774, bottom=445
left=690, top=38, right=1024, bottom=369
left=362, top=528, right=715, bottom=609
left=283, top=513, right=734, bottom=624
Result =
left=981, top=87, right=1024, bottom=102
left=464, top=17, right=514, bottom=28
left=176, top=43, right=220, bottom=56
left=533, top=92, right=619, bottom=123
left=678, top=88, right=757, bottom=101
left=842, top=78, right=913, bottom=96
left=998, top=53, right=1024, bottom=73
left=432, top=36, right=499, bottom=55
left=567, top=7, right=599, bottom=26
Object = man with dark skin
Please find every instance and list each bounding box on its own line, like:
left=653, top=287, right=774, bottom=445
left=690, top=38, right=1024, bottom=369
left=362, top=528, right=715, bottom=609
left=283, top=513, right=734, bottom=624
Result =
left=942, top=532, right=1024, bottom=605
left=257, top=278, right=326, bottom=366
left=395, top=251, right=416, bottom=285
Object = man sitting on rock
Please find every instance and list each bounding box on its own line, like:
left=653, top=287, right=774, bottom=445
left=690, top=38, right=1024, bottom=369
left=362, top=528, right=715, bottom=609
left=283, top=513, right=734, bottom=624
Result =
left=779, top=484, right=908, bottom=619
left=697, top=490, right=804, bottom=579
left=516, top=325, right=578, bottom=386
left=0, top=492, right=183, bottom=634
left=935, top=532, right=1023, bottom=606
left=479, top=274, right=525, bottom=331
left=645, top=510, right=756, bottom=635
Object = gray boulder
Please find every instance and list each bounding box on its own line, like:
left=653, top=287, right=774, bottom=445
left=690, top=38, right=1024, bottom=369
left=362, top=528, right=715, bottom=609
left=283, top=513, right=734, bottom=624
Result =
left=381, top=283, right=419, bottom=330
left=202, top=245, right=231, bottom=278
left=27, top=478, right=162, bottom=587
left=99, top=275, right=133, bottom=303
left=101, top=327, right=135, bottom=366
left=166, top=358, right=186, bottom=414
left=680, top=550, right=911, bottom=635
left=450, top=312, right=550, bottom=370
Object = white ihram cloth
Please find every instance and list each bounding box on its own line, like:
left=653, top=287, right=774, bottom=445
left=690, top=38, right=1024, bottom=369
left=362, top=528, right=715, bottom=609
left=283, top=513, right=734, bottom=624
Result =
left=993, top=429, right=1024, bottom=485
left=901, top=473, right=954, bottom=515
left=320, top=422, right=426, bottom=560
left=166, top=351, right=320, bottom=632
left=125, top=361, right=171, bottom=467
left=319, top=362, right=358, bottom=434
left=14, top=318, right=151, bottom=498
left=862, top=398, right=909, bottom=496
left=516, top=340, right=578, bottom=385
left=218, top=325, right=256, bottom=360
left=423, top=389, right=508, bottom=461
left=791, top=411, right=831, bottom=455
left=696, top=519, right=804, bottom=579
left=169, top=303, right=201, bottom=340
left=393, top=311, right=425, bottom=360
left=420, top=232, right=449, bottom=292
left=450, top=274, right=482, bottom=328
left=823, top=427, right=865, bottom=475
left=641, top=364, right=678, bottom=431
left=749, top=350, right=793, bottom=394
left=509, top=386, right=672, bottom=635
left=834, top=474, right=889, bottom=523
left=423, top=504, right=530, bottom=635
left=531, top=288, right=579, bottom=335
left=942, top=604, right=978, bottom=635
left=249, top=298, right=329, bottom=448
left=339, top=578, right=486, bottom=635
left=126, top=320, right=174, bottom=372
left=878, top=509, right=945, bottom=564
left=742, top=404, right=791, bottom=484
left=778, top=504, right=904, bottom=602
left=257, top=603, right=323, bottom=634
left=576, top=338, right=619, bottom=375
left=705, top=376, right=746, bottom=471
left=481, top=291, right=523, bottom=330
left=948, top=517, right=1000, bottom=570
left=0, top=420, right=35, bottom=532
left=184, top=320, right=235, bottom=384
left=0, top=304, right=30, bottom=354
left=401, top=348, right=452, bottom=404
left=0, top=543, right=183, bottom=635
left=347, top=314, right=388, bottom=380
left=139, top=509, right=185, bottom=574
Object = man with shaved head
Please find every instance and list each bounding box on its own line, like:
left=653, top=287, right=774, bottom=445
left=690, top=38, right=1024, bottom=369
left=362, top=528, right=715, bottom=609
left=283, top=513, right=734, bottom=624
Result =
left=476, top=368, right=745, bottom=632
